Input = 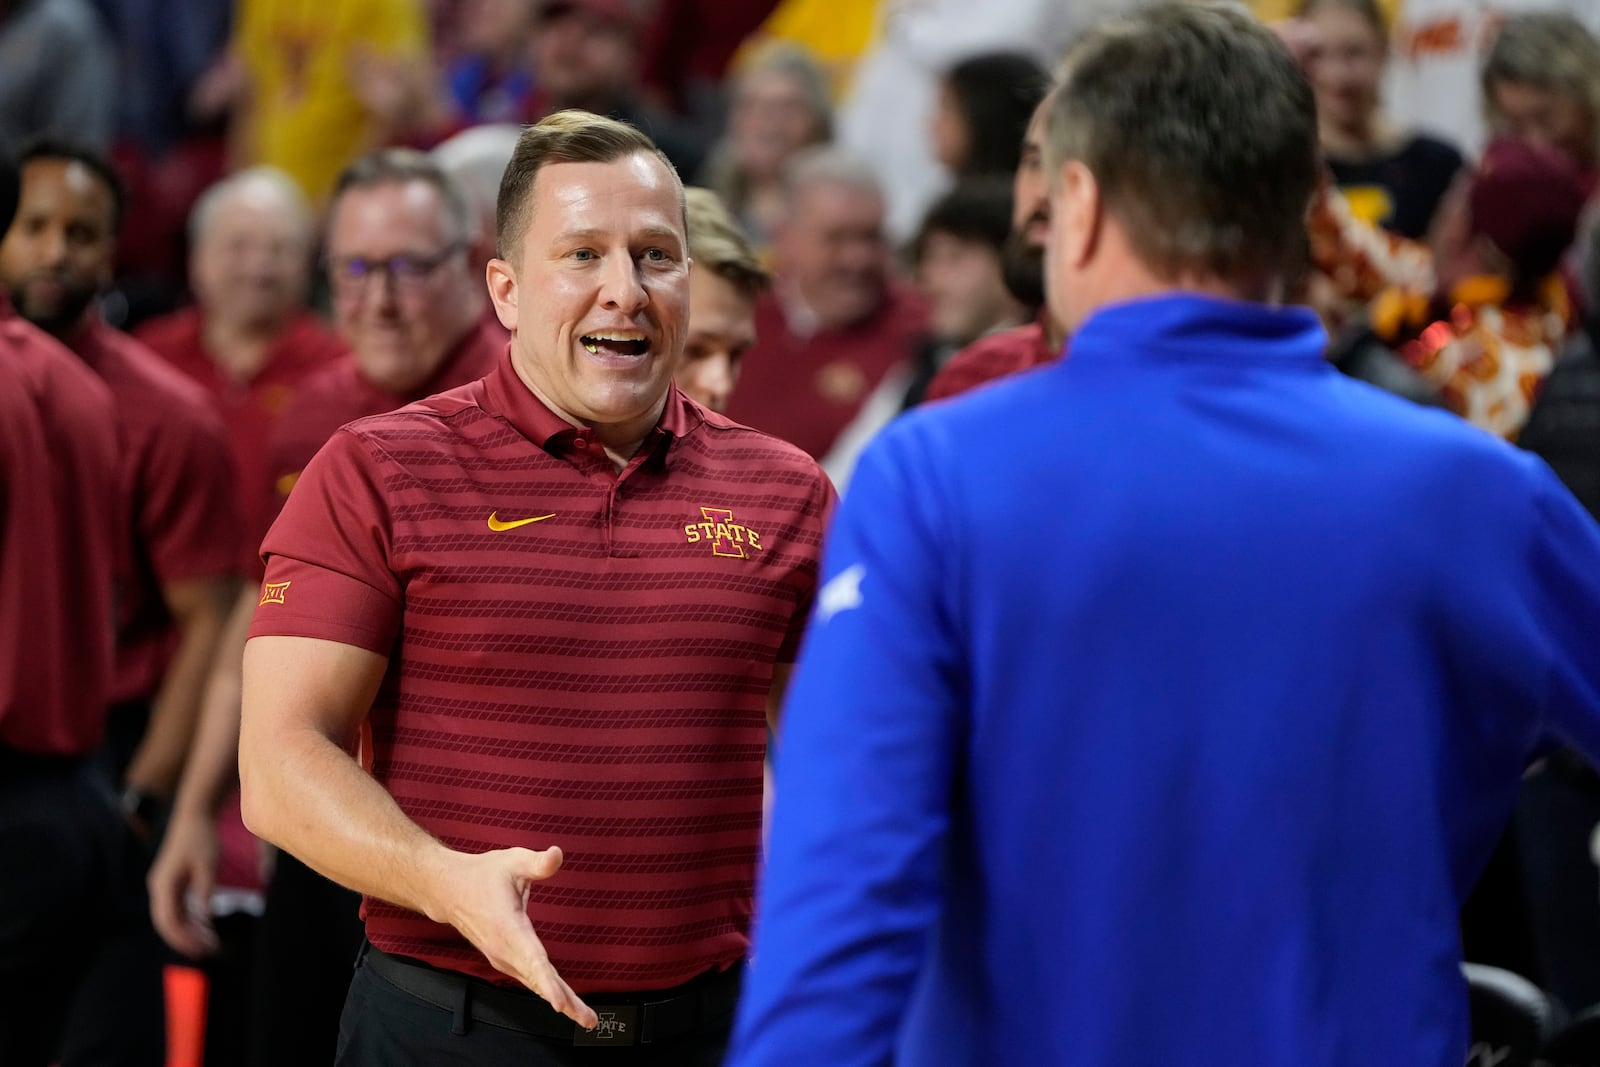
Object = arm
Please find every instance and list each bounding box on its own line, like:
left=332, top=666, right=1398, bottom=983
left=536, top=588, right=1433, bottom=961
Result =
left=239, top=636, right=596, bottom=1027
left=124, top=576, right=240, bottom=803
left=147, top=583, right=255, bottom=957
left=765, top=662, right=793, bottom=733
left=728, top=425, right=964, bottom=1067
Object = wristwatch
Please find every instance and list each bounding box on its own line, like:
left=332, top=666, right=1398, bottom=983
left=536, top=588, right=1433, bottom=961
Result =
left=120, top=785, right=165, bottom=827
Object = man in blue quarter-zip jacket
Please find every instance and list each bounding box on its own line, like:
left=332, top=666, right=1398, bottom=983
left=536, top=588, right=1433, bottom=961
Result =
left=726, top=5, right=1600, bottom=1066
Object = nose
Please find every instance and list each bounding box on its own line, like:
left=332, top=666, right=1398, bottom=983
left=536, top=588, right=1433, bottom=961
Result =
left=599, top=253, right=648, bottom=313
left=37, top=227, right=69, bottom=268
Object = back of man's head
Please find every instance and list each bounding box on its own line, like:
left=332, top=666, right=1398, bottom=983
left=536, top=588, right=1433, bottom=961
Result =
left=1043, top=2, right=1319, bottom=288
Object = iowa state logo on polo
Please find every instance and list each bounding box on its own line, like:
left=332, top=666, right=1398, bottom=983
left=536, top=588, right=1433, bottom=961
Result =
left=684, top=506, right=763, bottom=558
left=258, top=580, right=291, bottom=606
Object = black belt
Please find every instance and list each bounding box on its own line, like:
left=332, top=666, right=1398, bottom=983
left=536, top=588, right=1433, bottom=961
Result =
left=361, top=944, right=742, bottom=1047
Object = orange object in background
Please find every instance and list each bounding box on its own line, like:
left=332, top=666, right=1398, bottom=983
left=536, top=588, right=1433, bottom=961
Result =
left=163, top=966, right=207, bottom=1067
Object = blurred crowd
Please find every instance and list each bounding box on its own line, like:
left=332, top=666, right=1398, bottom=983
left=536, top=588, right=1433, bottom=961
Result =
left=5, top=0, right=1600, bottom=1063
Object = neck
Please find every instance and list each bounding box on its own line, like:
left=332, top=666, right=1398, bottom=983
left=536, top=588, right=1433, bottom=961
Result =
left=509, top=353, right=665, bottom=472
left=1072, top=262, right=1285, bottom=333
left=1320, top=112, right=1393, bottom=159
left=203, top=312, right=285, bottom=382
left=1043, top=311, right=1068, bottom=352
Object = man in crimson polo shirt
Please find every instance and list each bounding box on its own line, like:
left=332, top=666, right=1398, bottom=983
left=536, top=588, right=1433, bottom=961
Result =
left=0, top=138, right=243, bottom=1067
left=239, top=113, right=830, bottom=1065
left=135, top=167, right=347, bottom=545
left=149, top=149, right=504, bottom=1065
left=0, top=155, right=127, bottom=1067
left=725, top=147, right=927, bottom=458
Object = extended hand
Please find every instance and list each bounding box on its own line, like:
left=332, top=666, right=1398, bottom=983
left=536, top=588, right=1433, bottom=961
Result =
left=147, top=808, right=221, bottom=959
left=436, top=846, right=598, bottom=1030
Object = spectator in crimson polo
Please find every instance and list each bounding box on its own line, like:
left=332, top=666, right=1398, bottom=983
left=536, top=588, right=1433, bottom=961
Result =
left=0, top=140, right=243, bottom=1067
left=677, top=186, right=768, bottom=413
left=232, top=109, right=829, bottom=1066
left=726, top=147, right=928, bottom=459
left=0, top=150, right=126, bottom=1067
left=150, top=148, right=505, bottom=1067
left=136, top=168, right=347, bottom=548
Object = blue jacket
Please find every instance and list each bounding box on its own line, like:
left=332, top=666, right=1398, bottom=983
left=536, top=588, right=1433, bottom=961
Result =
left=728, top=294, right=1600, bottom=1067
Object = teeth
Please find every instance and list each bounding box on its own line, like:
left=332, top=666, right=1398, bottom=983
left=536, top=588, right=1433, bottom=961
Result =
left=583, top=342, right=598, bottom=353
left=584, top=332, right=647, bottom=342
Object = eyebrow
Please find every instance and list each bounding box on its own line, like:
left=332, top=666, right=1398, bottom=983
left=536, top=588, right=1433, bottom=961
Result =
left=554, top=226, right=684, bottom=245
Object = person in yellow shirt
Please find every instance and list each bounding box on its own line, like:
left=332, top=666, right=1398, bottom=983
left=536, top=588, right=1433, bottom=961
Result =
left=228, top=0, right=430, bottom=202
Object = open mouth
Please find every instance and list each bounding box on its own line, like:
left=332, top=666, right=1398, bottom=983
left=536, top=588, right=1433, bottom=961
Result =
left=580, top=332, right=651, bottom=357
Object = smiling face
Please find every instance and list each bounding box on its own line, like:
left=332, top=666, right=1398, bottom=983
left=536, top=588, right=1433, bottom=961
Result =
left=192, top=180, right=313, bottom=333
left=326, top=178, right=484, bottom=395
left=488, top=152, right=688, bottom=444
left=0, top=158, right=115, bottom=337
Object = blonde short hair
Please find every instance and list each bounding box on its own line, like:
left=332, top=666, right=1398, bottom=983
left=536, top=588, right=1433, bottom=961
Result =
left=684, top=187, right=768, bottom=298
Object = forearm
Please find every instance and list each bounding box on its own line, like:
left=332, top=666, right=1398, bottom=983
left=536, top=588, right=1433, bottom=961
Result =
left=238, top=638, right=457, bottom=921
left=125, top=578, right=240, bottom=796
left=167, top=586, right=255, bottom=817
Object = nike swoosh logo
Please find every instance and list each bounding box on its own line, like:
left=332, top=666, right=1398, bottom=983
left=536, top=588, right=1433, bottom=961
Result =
left=487, top=511, right=556, bottom=532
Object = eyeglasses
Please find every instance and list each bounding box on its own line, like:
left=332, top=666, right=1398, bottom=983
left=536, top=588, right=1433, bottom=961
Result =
left=328, top=242, right=465, bottom=296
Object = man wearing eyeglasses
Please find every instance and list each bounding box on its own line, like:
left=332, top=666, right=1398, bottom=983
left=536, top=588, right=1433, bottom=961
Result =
left=147, top=148, right=504, bottom=1066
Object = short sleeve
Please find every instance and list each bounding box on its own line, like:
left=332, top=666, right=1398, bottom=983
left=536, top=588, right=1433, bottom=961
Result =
left=140, top=404, right=241, bottom=583
left=249, top=428, right=403, bottom=655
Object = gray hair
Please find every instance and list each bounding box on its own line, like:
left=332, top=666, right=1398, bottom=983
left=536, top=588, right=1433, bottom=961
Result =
left=736, top=41, right=834, bottom=143
left=1042, top=1, right=1319, bottom=283
left=189, top=167, right=313, bottom=247
left=781, top=146, right=882, bottom=208
left=431, top=124, right=523, bottom=239
left=1483, top=13, right=1600, bottom=163
left=332, top=148, right=476, bottom=246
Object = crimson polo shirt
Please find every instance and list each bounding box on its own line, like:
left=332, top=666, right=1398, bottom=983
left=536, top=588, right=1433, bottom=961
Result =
left=924, top=318, right=1060, bottom=403
left=246, top=315, right=506, bottom=579
left=727, top=283, right=928, bottom=459
left=74, top=320, right=240, bottom=705
left=1, top=308, right=121, bottom=756
left=250, top=348, right=833, bottom=993
left=136, top=307, right=347, bottom=558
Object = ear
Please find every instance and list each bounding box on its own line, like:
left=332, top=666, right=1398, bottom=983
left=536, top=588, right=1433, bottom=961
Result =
left=1055, top=159, right=1102, bottom=270
left=485, top=256, right=518, bottom=333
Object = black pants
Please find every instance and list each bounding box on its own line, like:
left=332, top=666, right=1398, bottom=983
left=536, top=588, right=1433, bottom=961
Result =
left=248, top=850, right=365, bottom=1067
left=336, top=954, right=733, bottom=1067
left=58, top=701, right=167, bottom=1067
left=0, top=749, right=139, bottom=1067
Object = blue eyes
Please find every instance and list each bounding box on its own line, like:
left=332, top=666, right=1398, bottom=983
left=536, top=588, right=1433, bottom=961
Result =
left=568, top=249, right=674, bottom=263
